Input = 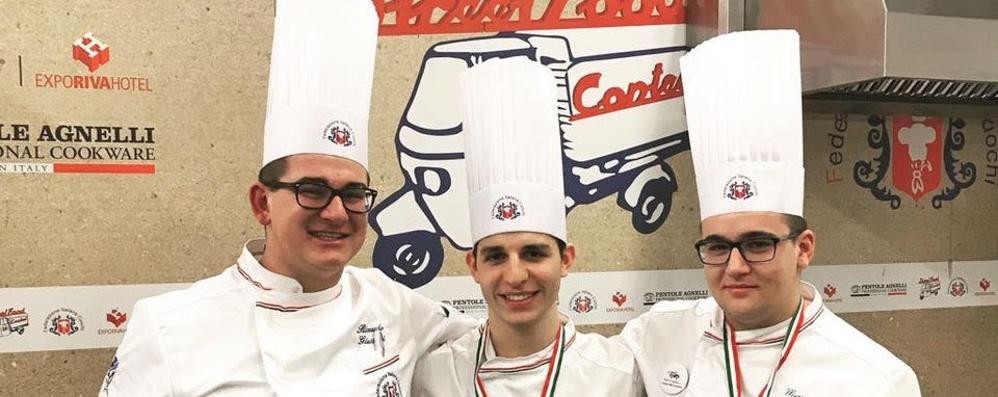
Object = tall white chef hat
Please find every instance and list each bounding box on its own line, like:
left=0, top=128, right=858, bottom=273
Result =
left=462, top=57, right=567, bottom=244
left=261, top=0, right=378, bottom=170
left=680, top=30, right=804, bottom=221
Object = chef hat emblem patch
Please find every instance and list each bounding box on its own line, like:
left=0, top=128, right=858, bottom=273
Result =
left=492, top=196, right=524, bottom=221
left=322, top=121, right=354, bottom=147
left=724, top=175, right=756, bottom=201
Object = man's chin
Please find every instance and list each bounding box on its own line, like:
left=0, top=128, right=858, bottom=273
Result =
left=492, top=311, right=543, bottom=329
left=303, top=253, right=351, bottom=271
left=718, top=300, right=761, bottom=320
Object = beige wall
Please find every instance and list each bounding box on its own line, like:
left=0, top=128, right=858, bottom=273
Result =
left=1, top=1, right=995, bottom=395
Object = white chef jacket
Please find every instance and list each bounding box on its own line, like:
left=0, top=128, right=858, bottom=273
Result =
left=618, top=282, right=920, bottom=397
left=99, top=239, right=477, bottom=397
left=412, top=319, right=644, bottom=397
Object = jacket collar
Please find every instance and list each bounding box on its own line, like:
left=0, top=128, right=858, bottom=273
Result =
left=479, top=316, right=577, bottom=373
left=236, top=238, right=343, bottom=309
left=705, top=281, right=824, bottom=344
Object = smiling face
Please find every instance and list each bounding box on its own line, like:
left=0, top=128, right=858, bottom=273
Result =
left=700, top=212, right=815, bottom=330
left=467, top=232, right=574, bottom=330
left=249, top=153, right=370, bottom=292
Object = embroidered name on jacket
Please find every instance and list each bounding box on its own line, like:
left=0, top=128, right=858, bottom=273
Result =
left=357, top=323, right=387, bottom=357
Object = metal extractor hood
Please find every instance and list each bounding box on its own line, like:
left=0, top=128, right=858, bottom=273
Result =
left=742, top=0, right=998, bottom=104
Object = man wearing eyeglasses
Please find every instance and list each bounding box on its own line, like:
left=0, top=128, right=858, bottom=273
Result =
left=99, top=0, right=475, bottom=396
left=618, top=31, right=920, bottom=397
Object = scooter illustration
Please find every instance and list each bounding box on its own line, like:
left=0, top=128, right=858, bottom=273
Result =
left=370, top=26, right=689, bottom=287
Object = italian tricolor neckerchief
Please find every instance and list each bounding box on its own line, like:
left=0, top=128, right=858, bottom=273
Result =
left=722, top=298, right=806, bottom=397
left=474, top=320, right=567, bottom=397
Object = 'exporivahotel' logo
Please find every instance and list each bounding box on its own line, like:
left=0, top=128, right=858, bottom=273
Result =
left=72, top=32, right=110, bottom=72
left=33, top=32, right=152, bottom=92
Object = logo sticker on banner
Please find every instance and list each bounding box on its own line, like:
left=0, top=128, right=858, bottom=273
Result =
left=949, top=277, right=968, bottom=297
left=608, top=291, right=635, bottom=313
left=0, top=307, right=29, bottom=337
left=849, top=282, right=908, bottom=297
left=919, top=276, right=942, bottom=300
left=823, top=284, right=842, bottom=303
left=98, top=309, right=128, bottom=336
left=977, top=278, right=995, bottom=296
left=44, top=308, right=84, bottom=336
left=570, top=291, right=597, bottom=314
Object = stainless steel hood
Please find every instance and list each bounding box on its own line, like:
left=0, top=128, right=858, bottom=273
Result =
left=688, top=0, right=998, bottom=105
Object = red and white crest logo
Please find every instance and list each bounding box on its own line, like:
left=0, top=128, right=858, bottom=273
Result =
left=612, top=292, right=627, bottom=307
left=323, top=121, right=355, bottom=147
left=982, top=278, right=992, bottom=292
left=823, top=284, right=837, bottom=298
left=892, top=116, right=943, bottom=202
left=949, top=277, right=967, bottom=297
left=724, top=176, right=755, bottom=201
left=73, top=32, right=110, bottom=72
left=571, top=291, right=596, bottom=314
left=491, top=196, right=524, bottom=221
left=44, top=308, right=84, bottom=336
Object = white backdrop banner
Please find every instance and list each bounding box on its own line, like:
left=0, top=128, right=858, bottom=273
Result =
left=1, top=261, right=995, bottom=353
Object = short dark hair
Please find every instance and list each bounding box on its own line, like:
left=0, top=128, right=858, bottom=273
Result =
left=784, top=214, right=809, bottom=235
left=258, top=157, right=288, bottom=186
left=697, top=213, right=810, bottom=235
left=257, top=155, right=371, bottom=186
left=471, top=236, right=568, bottom=259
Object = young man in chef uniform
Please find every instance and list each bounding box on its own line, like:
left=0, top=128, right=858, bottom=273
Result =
left=412, top=58, right=644, bottom=397
left=619, top=31, right=921, bottom=397
left=99, top=0, right=476, bottom=395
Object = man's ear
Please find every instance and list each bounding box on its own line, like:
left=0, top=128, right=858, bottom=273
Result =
left=795, top=229, right=816, bottom=273
left=465, top=250, right=481, bottom=284
left=249, top=182, right=272, bottom=226
left=561, top=243, right=576, bottom=277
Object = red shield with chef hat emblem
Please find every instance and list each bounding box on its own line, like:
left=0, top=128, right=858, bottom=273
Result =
left=323, top=121, right=355, bottom=147
left=823, top=284, right=837, bottom=298
left=570, top=291, right=597, bottom=313
left=724, top=175, right=756, bottom=201
left=491, top=196, right=524, bottom=221
left=949, top=277, right=967, bottom=297
left=44, top=308, right=84, bottom=336
left=891, top=116, right=942, bottom=202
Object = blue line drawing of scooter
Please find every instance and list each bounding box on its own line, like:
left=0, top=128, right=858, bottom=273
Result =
left=370, top=26, right=690, bottom=288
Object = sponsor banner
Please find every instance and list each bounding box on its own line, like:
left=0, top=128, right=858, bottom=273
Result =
left=0, top=123, right=159, bottom=175
left=806, top=260, right=998, bottom=313
left=372, top=0, right=685, bottom=36
left=0, top=284, right=186, bottom=353
left=0, top=162, right=155, bottom=174
left=1, top=261, right=995, bottom=353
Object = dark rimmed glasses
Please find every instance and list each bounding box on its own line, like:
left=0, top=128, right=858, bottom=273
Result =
left=262, top=181, right=378, bottom=213
left=694, top=233, right=800, bottom=266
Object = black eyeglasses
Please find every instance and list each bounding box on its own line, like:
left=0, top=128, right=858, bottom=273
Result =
left=694, top=233, right=800, bottom=266
left=262, top=181, right=378, bottom=213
